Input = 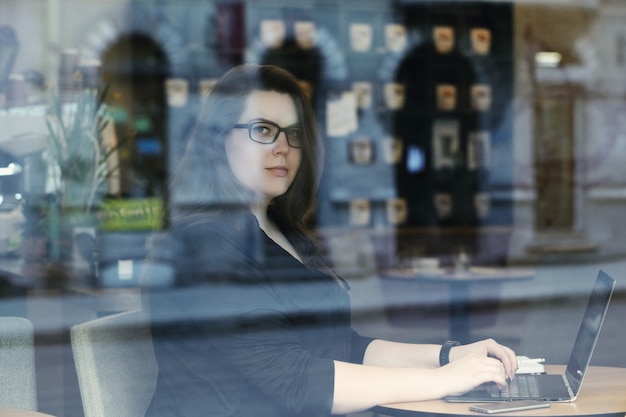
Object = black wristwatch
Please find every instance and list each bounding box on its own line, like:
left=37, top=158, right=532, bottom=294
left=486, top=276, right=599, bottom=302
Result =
left=439, top=340, right=460, bottom=366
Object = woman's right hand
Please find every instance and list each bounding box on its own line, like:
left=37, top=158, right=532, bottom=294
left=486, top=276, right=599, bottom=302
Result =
left=437, top=352, right=509, bottom=395
left=450, top=338, right=518, bottom=380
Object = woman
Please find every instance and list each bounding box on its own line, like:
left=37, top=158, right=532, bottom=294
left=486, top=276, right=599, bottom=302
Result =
left=143, top=64, right=517, bottom=417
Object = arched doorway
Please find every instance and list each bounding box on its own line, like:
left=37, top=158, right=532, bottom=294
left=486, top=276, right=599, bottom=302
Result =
left=100, top=33, right=169, bottom=199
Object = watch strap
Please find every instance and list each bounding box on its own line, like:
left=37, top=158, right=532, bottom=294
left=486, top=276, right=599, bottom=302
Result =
left=439, top=340, right=460, bottom=366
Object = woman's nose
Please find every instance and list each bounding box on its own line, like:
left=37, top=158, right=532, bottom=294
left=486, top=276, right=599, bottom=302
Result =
left=272, top=131, right=290, bottom=154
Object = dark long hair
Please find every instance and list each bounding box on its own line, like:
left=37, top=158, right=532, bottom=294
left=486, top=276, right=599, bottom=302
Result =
left=172, top=64, right=325, bottom=268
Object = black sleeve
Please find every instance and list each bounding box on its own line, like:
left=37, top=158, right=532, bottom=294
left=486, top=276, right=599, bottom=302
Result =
left=350, top=329, right=376, bottom=364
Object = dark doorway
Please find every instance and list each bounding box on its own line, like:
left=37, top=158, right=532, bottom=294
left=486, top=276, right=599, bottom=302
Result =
left=100, top=33, right=169, bottom=199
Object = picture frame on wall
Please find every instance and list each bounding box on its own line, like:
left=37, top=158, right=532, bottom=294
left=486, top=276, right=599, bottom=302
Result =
left=353, top=81, right=373, bottom=110
left=468, top=131, right=491, bottom=170
left=470, top=27, right=491, bottom=55
left=350, top=23, right=373, bottom=52
left=433, top=26, right=454, bottom=54
left=382, top=137, right=403, bottom=164
left=383, top=82, right=405, bottom=110
left=434, top=193, right=453, bottom=220
left=432, top=120, right=460, bottom=169
left=385, top=23, right=408, bottom=53
left=294, top=20, right=317, bottom=49
left=349, top=138, right=375, bottom=165
left=349, top=199, right=371, bottom=226
left=470, top=84, right=492, bottom=112
left=386, top=198, right=408, bottom=225
left=436, top=84, right=457, bottom=111
left=260, top=19, right=286, bottom=48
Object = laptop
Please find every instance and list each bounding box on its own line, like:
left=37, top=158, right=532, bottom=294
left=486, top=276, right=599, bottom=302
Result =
left=446, top=269, right=616, bottom=403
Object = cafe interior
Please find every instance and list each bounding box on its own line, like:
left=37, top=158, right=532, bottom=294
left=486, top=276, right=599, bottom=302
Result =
left=1, top=0, right=625, bottom=416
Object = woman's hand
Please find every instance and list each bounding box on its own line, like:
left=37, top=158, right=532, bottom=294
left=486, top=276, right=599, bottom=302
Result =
left=449, top=338, right=518, bottom=381
left=437, top=352, right=510, bottom=395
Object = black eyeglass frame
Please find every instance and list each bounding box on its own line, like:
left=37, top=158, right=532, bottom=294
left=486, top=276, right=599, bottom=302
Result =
left=233, top=119, right=302, bottom=148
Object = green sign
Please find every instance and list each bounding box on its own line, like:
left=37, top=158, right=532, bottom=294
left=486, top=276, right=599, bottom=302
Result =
left=99, top=198, right=165, bottom=231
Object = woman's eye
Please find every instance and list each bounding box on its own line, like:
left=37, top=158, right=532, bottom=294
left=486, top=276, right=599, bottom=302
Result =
left=287, top=129, right=300, bottom=139
left=253, top=125, right=272, bottom=136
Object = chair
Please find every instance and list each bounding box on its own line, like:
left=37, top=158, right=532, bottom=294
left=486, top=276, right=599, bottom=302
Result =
left=70, top=310, right=158, bottom=417
left=0, top=316, right=37, bottom=410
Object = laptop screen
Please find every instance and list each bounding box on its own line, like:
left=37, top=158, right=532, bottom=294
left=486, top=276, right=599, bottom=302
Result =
left=565, top=270, right=615, bottom=395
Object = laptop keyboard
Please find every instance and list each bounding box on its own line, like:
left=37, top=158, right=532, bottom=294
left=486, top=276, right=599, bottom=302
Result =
left=489, top=375, right=541, bottom=398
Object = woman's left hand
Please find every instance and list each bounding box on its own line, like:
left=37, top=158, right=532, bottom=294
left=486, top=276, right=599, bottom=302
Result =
left=449, top=338, right=518, bottom=380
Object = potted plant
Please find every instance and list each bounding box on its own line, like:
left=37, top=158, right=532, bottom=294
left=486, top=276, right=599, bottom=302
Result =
left=46, top=87, right=117, bottom=214
left=44, top=86, right=121, bottom=277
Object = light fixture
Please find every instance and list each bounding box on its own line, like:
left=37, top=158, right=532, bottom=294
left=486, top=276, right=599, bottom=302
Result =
left=535, top=51, right=562, bottom=68
left=0, top=163, right=22, bottom=176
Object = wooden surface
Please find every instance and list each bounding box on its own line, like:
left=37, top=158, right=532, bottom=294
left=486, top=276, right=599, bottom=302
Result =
left=377, top=366, right=626, bottom=417
left=0, top=409, right=56, bottom=417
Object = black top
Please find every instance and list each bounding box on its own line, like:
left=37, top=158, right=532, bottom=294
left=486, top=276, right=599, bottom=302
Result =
left=143, top=212, right=373, bottom=417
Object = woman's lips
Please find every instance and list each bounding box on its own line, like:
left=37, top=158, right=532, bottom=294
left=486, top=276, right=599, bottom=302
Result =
left=266, top=166, right=288, bottom=177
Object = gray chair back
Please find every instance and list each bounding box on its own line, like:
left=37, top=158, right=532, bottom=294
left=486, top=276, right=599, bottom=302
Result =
left=0, top=316, right=37, bottom=410
left=70, top=310, right=158, bottom=417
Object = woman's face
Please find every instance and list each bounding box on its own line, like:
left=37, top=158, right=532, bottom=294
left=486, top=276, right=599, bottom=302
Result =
left=225, top=90, right=302, bottom=201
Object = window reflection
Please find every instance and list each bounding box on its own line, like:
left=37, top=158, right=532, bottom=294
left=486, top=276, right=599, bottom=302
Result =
left=0, top=2, right=625, bottom=417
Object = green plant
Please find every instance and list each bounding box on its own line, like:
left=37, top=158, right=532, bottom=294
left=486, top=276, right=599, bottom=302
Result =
left=45, top=86, right=120, bottom=214
left=19, top=194, right=49, bottom=238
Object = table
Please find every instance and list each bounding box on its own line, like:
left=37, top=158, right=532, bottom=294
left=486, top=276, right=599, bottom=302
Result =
left=381, top=267, right=534, bottom=343
left=376, top=365, right=626, bottom=417
left=0, top=409, right=56, bottom=417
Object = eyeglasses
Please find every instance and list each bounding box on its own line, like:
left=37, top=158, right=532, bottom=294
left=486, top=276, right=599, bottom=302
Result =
left=233, top=120, right=302, bottom=148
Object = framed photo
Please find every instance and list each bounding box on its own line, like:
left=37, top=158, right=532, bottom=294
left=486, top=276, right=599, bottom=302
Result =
left=471, top=28, right=491, bottom=55
left=349, top=199, right=371, bottom=226
left=386, top=198, right=408, bottom=225
left=350, top=23, right=373, bottom=52
left=295, top=21, right=317, bottom=49
left=382, top=137, right=403, bottom=164
left=470, top=84, right=492, bottom=111
left=468, top=131, right=491, bottom=170
left=385, top=23, right=408, bottom=53
left=434, top=193, right=453, bottom=220
left=165, top=78, right=189, bottom=107
left=383, top=82, right=406, bottom=110
left=353, top=81, right=373, bottom=110
left=433, top=26, right=454, bottom=54
left=436, top=84, right=456, bottom=111
left=349, top=138, right=375, bottom=164
left=260, top=19, right=286, bottom=48
left=432, top=120, right=460, bottom=169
